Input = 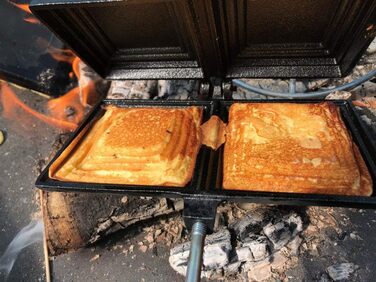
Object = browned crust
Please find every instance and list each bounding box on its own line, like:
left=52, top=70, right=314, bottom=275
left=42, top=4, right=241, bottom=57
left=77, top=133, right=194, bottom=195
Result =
left=49, top=106, right=203, bottom=187
left=49, top=117, right=97, bottom=179
left=200, top=115, right=226, bottom=150
left=170, top=107, right=203, bottom=187
left=352, top=143, right=373, bottom=196
left=223, top=102, right=373, bottom=196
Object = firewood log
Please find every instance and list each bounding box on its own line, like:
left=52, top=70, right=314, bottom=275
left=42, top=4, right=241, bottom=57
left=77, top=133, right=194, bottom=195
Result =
left=40, top=191, right=182, bottom=255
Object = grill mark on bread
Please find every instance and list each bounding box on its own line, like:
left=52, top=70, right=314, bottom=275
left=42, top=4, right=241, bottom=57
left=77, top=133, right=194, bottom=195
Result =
left=50, top=106, right=203, bottom=187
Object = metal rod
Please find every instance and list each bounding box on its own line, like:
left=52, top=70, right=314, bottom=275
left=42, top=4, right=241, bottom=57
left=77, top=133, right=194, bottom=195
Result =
left=185, top=221, right=207, bottom=282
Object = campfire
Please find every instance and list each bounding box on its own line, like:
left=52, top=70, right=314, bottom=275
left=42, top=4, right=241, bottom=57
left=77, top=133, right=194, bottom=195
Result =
left=1, top=1, right=376, bottom=282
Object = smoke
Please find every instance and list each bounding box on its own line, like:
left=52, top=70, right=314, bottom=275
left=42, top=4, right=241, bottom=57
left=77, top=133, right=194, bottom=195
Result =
left=0, top=220, right=44, bottom=280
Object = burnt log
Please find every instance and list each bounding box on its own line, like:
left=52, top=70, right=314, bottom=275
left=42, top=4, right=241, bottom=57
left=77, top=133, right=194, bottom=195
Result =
left=40, top=191, right=182, bottom=255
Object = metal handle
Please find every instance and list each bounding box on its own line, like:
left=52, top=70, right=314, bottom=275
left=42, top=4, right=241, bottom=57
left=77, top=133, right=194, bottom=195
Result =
left=185, top=221, right=207, bottom=282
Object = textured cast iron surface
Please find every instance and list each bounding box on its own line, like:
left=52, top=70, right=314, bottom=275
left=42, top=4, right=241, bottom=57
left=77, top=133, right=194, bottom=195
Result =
left=0, top=0, right=75, bottom=96
left=36, top=99, right=376, bottom=209
left=30, top=0, right=376, bottom=79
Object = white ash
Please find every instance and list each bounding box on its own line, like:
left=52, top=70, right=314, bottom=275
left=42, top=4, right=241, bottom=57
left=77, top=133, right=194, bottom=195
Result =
left=158, top=80, right=200, bottom=100
left=242, top=235, right=269, bottom=261
left=77, top=59, right=102, bottom=86
left=107, top=80, right=157, bottom=99
left=367, top=38, right=376, bottom=55
left=169, top=229, right=231, bottom=277
left=286, top=235, right=303, bottom=256
left=230, top=209, right=265, bottom=240
left=263, top=213, right=303, bottom=250
left=37, top=68, right=56, bottom=90
left=76, top=60, right=110, bottom=100
left=327, top=263, right=358, bottom=281
left=169, top=209, right=304, bottom=280
left=325, top=91, right=352, bottom=100
left=106, top=80, right=200, bottom=100
left=354, top=103, right=376, bottom=135
left=235, top=247, right=253, bottom=262
left=307, top=79, right=330, bottom=90
left=202, top=229, right=232, bottom=269
left=351, top=81, right=376, bottom=98
left=223, top=261, right=241, bottom=275
left=233, top=79, right=308, bottom=99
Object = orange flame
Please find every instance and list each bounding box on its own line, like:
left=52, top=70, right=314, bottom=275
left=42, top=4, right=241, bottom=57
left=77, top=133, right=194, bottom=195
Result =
left=47, top=46, right=76, bottom=64
left=46, top=80, right=96, bottom=125
left=72, top=57, right=92, bottom=107
left=24, top=16, right=41, bottom=25
left=11, top=3, right=40, bottom=24
left=0, top=57, right=99, bottom=132
left=12, top=3, right=31, bottom=14
left=1, top=3, right=100, bottom=133
left=0, top=83, right=77, bottom=131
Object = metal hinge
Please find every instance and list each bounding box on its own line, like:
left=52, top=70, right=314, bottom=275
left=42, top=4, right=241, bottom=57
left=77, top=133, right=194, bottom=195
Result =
left=211, top=79, right=233, bottom=100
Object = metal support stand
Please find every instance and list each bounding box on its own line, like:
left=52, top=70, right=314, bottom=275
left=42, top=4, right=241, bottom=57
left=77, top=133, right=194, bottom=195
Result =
left=185, top=221, right=207, bottom=282
left=183, top=199, right=219, bottom=281
left=183, top=199, right=220, bottom=232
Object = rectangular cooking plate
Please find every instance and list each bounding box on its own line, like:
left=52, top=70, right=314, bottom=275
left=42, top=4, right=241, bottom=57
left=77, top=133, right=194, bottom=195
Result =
left=207, top=100, right=376, bottom=209
left=36, top=99, right=376, bottom=208
left=30, top=0, right=376, bottom=79
left=219, top=0, right=376, bottom=78
left=29, top=0, right=215, bottom=79
left=0, top=0, right=75, bottom=96
left=36, top=99, right=215, bottom=197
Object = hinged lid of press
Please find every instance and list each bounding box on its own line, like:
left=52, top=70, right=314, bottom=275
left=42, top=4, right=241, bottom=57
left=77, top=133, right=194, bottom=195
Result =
left=30, top=0, right=376, bottom=80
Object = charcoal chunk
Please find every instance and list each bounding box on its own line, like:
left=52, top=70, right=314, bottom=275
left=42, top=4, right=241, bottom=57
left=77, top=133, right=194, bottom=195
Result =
left=169, top=229, right=232, bottom=276
left=263, top=213, right=303, bottom=250
left=230, top=211, right=265, bottom=240
left=243, top=235, right=269, bottom=261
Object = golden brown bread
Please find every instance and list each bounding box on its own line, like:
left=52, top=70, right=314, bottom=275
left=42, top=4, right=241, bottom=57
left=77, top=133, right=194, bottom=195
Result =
left=49, top=106, right=203, bottom=187
left=200, top=115, right=226, bottom=150
left=223, top=102, right=372, bottom=196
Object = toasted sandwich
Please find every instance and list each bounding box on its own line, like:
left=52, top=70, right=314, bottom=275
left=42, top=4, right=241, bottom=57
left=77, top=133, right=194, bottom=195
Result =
left=223, top=102, right=372, bottom=196
left=49, top=106, right=203, bottom=187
